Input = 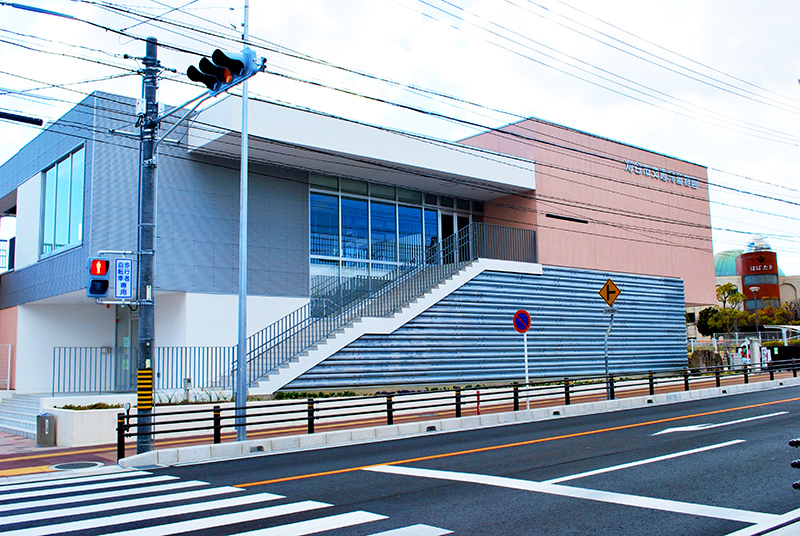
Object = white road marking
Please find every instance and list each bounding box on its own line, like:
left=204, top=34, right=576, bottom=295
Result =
left=0, top=480, right=208, bottom=513
left=652, top=412, right=788, bottom=436
left=0, top=471, right=152, bottom=493
left=723, top=506, right=800, bottom=536
left=544, top=440, right=745, bottom=484
left=95, top=500, right=333, bottom=536
left=228, top=511, right=388, bottom=536
left=0, top=474, right=177, bottom=502
left=0, top=486, right=248, bottom=526
left=366, top=465, right=778, bottom=524
left=2, top=492, right=290, bottom=536
left=367, top=524, right=453, bottom=535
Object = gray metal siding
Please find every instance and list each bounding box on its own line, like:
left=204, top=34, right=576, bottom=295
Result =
left=286, top=266, right=687, bottom=388
left=1, top=92, right=310, bottom=308
left=0, top=94, right=99, bottom=308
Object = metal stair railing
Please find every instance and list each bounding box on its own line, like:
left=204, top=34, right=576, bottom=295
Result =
left=244, top=222, right=537, bottom=387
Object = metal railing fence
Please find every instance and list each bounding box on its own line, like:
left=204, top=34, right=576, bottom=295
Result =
left=155, top=347, right=236, bottom=391
left=0, top=344, right=11, bottom=391
left=52, top=346, right=236, bottom=395
left=117, top=362, right=799, bottom=460
left=244, top=222, right=537, bottom=387
left=52, top=347, right=137, bottom=396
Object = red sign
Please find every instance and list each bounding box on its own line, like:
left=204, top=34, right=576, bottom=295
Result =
left=513, top=309, right=531, bottom=334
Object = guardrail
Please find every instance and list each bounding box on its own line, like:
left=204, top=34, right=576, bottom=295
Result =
left=116, top=362, right=798, bottom=460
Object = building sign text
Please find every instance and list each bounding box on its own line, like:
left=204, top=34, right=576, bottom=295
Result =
left=624, top=160, right=698, bottom=190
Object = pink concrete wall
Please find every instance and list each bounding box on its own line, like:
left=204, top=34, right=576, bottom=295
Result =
left=0, top=306, right=17, bottom=390
left=463, top=118, right=716, bottom=306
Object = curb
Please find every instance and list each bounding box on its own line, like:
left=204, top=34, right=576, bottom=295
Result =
left=119, top=377, right=800, bottom=469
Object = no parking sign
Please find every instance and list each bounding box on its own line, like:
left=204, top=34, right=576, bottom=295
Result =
left=513, top=309, right=531, bottom=409
left=513, top=309, right=531, bottom=334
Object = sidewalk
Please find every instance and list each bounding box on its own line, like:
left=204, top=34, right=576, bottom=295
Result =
left=0, top=432, right=119, bottom=477
left=2, top=372, right=797, bottom=478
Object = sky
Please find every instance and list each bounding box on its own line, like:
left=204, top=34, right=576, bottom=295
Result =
left=1, top=0, right=800, bottom=274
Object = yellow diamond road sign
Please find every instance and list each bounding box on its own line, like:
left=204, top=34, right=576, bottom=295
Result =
left=599, top=279, right=621, bottom=307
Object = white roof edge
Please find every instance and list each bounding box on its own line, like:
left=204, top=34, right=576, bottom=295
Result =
left=188, top=96, right=535, bottom=193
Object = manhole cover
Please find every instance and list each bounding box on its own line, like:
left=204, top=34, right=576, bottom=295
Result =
left=49, top=461, right=104, bottom=471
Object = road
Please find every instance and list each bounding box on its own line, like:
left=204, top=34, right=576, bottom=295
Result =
left=3, top=386, right=800, bottom=535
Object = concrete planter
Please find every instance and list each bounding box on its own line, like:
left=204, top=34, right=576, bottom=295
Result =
left=49, top=407, right=122, bottom=447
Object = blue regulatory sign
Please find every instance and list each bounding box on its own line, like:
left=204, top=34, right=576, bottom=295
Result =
left=114, top=258, right=134, bottom=300
left=513, top=309, right=531, bottom=334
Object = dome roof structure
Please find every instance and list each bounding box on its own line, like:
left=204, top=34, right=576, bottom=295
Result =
left=714, top=250, right=743, bottom=276
left=714, top=248, right=785, bottom=277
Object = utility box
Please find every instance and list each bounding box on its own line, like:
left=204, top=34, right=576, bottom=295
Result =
left=36, top=412, right=56, bottom=447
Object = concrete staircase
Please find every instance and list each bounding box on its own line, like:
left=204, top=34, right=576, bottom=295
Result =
left=249, top=260, right=485, bottom=395
left=0, top=394, right=43, bottom=439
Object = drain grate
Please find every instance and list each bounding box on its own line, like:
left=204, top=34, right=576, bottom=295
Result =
left=49, top=461, right=104, bottom=471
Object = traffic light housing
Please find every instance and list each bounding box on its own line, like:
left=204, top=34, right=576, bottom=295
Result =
left=187, top=46, right=265, bottom=96
left=790, top=438, right=800, bottom=490
left=87, top=257, right=110, bottom=299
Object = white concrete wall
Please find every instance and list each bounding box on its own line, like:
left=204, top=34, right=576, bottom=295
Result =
left=155, top=292, right=308, bottom=347
left=16, top=303, right=115, bottom=393
left=14, top=174, right=40, bottom=270
left=154, top=292, right=188, bottom=347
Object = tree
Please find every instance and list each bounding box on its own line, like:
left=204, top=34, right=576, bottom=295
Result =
left=696, top=307, right=717, bottom=337
left=783, top=300, right=800, bottom=324
left=707, top=283, right=747, bottom=343
left=716, top=283, right=744, bottom=311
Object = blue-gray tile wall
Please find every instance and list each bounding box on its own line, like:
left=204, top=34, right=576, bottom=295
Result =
left=286, top=266, right=687, bottom=389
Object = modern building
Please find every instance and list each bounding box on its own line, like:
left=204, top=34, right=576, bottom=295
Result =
left=684, top=238, right=800, bottom=342
left=714, top=237, right=799, bottom=308
left=0, top=91, right=714, bottom=415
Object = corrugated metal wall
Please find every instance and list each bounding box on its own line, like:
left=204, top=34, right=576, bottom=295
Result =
left=286, top=266, right=687, bottom=389
left=0, top=92, right=310, bottom=308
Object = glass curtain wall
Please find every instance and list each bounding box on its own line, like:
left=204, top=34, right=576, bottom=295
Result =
left=309, top=174, right=480, bottom=290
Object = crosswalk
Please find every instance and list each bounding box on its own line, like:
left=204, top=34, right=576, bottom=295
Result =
left=0, top=469, right=452, bottom=536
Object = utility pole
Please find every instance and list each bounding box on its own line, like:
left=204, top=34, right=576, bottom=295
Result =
left=137, top=36, right=159, bottom=453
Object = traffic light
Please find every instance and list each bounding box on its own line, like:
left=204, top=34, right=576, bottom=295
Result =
left=186, top=46, right=265, bottom=96
left=790, top=438, right=800, bottom=490
left=87, top=257, right=110, bottom=299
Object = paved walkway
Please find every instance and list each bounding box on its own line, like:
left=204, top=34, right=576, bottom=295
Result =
left=0, top=432, right=119, bottom=477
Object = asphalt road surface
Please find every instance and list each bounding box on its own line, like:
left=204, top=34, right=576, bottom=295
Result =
left=3, top=386, right=800, bottom=535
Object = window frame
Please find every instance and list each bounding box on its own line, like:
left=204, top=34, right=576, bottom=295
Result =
left=39, top=145, right=86, bottom=259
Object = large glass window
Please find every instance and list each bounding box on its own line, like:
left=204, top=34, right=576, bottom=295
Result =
left=398, top=205, right=423, bottom=262
left=743, top=274, right=778, bottom=286
left=309, top=174, right=479, bottom=284
left=371, top=201, right=396, bottom=261
left=424, top=208, right=438, bottom=249
left=341, top=197, right=368, bottom=260
left=310, top=193, right=339, bottom=257
left=41, top=146, right=84, bottom=256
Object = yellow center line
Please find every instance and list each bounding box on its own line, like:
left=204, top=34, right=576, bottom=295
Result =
left=234, top=395, right=800, bottom=488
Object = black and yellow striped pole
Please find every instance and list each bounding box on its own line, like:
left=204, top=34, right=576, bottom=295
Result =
left=137, top=368, right=154, bottom=411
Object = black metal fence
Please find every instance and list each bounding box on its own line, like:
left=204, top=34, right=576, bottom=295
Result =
left=117, top=362, right=798, bottom=460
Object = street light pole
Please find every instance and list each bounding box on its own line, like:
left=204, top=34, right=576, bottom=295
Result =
left=235, top=0, right=250, bottom=442
left=749, top=286, right=760, bottom=340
